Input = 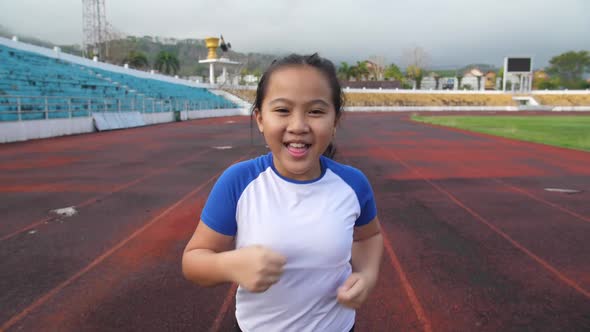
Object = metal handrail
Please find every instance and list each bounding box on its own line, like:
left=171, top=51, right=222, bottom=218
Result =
left=0, top=94, right=238, bottom=121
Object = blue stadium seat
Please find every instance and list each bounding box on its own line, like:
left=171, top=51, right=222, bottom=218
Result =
left=0, top=43, right=238, bottom=122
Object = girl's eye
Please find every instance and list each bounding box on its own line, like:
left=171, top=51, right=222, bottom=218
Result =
left=309, top=109, right=325, bottom=115
left=275, top=108, right=289, bottom=114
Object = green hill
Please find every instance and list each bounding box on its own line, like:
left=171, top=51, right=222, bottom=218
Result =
left=106, top=36, right=277, bottom=77
left=0, top=26, right=276, bottom=78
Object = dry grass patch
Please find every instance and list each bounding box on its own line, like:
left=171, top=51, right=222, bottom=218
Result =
left=534, top=94, right=590, bottom=106
left=226, top=89, right=256, bottom=103
left=345, top=93, right=517, bottom=106
left=225, top=90, right=519, bottom=107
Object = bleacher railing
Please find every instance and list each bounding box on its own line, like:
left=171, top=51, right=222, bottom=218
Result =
left=0, top=95, right=238, bottom=122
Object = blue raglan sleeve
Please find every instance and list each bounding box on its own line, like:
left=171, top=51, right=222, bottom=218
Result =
left=200, top=165, right=241, bottom=236
left=350, top=167, right=378, bottom=227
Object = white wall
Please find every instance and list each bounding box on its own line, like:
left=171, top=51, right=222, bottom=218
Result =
left=0, top=117, right=94, bottom=143
left=421, top=77, right=437, bottom=90
left=343, top=87, right=506, bottom=94
left=186, top=108, right=250, bottom=119
left=532, top=90, right=590, bottom=95
left=142, top=112, right=175, bottom=125
left=0, top=108, right=253, bottom=143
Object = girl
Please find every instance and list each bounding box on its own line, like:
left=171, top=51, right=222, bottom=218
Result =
left=182, top=54, right=383, bottom=332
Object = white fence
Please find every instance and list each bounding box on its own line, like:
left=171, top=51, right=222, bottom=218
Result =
left=0, top=95, right=238, bottom=122
left=0, top=107, right=250, bottom=143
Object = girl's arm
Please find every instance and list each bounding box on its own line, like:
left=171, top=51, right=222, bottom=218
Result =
left=182, top=221, right=286, bottom=291
left=337, top=217, right=383, bottom=308
left=351, top=217, right=383, bottom=285
left=182, top=221, right=237, bottom=287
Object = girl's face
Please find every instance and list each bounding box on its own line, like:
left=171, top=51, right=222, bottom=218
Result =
left=255, top=65, right=338, bottom=181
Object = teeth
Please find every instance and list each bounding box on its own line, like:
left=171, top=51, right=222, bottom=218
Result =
left=288, top=143, right=306, bottom=148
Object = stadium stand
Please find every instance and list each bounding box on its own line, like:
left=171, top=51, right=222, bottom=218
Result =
left=0, top=43, right=237, bottom=122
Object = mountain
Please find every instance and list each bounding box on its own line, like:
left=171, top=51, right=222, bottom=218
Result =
left=0, top=26, right=277, bottom=78
left=106, top=36, right=276, bottom=77
left=0, top=24, right=56, bottom=49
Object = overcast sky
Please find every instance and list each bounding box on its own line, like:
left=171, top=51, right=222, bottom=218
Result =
left=1, top=0, right=588, bottom=68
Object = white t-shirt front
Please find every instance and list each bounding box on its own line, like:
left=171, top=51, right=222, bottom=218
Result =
left=201, top=153, right=377, bottom=332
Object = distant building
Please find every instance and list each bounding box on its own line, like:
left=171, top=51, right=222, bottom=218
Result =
left=534, top=70, right=549, bottom=80
left=485, top=71, right=497, bottom=90
left=243, top=74, right=258, bottom=84
left=462, top=68, right=485, bottom=90
left=465, top=68, right=483, bottom=77
left=365, top=60, right=384, bottom=81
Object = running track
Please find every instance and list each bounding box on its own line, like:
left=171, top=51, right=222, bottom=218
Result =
left=1, top=113, right=589, bottom=331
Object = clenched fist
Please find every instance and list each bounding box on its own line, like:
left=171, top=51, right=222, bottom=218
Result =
left=337, top=273, right=373, bottom=309
left=232, top=245, right=286, bottom=293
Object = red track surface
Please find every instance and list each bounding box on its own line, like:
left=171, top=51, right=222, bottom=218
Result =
left=1, top=113, right=589, bottom=331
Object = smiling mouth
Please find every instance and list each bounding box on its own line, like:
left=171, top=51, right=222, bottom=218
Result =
left=284, top=142, right=311, bottom=157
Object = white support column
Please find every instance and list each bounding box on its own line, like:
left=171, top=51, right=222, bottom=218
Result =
left=222, top=66, right=228, bottom=84
left=529, top=57, right=535, bottom=92
left=209, top=63, right=215, bottom=84
left=502, top=57, right=508, bottom=92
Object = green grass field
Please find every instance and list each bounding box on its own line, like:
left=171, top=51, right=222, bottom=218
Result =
left=412, top=115, right=590, bottom=152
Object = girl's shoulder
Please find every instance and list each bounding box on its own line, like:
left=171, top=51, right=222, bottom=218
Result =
left=217, top=153, right=272, bottom=186
left=322, top=157, right=377, bottom=219
left=322, top=156, right=370, bottom=184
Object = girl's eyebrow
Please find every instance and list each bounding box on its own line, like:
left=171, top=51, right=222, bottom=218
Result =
left=268, top=98, right=330, bottom=107
left=306, top=99, right=330, bottom=107
left=268, top=98, right=294, bottom=106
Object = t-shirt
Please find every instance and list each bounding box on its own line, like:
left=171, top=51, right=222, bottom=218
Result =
left=201, top=152, right=377, bottom=332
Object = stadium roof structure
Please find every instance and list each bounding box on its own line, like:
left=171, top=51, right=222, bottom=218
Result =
left=198, top=57, right=241, bottom=85
left=198, top=36, right=240, bottom=85
left=198, top=57, right=240, bottom=65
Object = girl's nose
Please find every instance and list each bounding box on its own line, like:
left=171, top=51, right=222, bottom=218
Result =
left=287, top=113, right=309, bottom=133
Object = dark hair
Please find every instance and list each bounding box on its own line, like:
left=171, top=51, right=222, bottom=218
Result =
left=251, top=53, right=344, bottom=159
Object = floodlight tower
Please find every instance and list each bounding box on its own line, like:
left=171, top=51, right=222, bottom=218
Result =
left=82, top=0, right=109, bottom=59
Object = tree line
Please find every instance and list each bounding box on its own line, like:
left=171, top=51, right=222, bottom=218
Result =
left=338, top=50, right=590, bottom=90
left=122, top=47, right=590, bottom=90
left=122, top=50, right=180, bottom=75
left=536, top=51, right=590, bottom=89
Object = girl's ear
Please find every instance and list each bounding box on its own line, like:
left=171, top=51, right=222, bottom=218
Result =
left=333, top=114, right=341, bottom=133
left=254, top=108, right=264, bottom=133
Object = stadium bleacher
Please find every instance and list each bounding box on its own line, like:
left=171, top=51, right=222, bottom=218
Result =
left=0, top=43, right=237, bottom=122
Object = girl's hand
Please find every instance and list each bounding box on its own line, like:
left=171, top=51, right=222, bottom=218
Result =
left=336, top=272, right=374, bottom=309
left=232, top=245, right=286, bottom=293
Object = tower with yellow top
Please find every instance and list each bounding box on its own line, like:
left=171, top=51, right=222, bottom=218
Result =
left=205, top=37, right=219, bottom=59
left=199, top=36, right=240, bottom=85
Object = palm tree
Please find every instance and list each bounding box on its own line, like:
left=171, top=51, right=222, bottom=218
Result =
left=497, top=67, right=504, bottom=90
left=154, top=51, right=180, bottom=75
left=355, top=61, right=370, bottom=81
left=384, top=63, right=403, bottom=81
left=123, top=50, right=149, bottom=69
left=338, top=62, right=353, bottom=81
left=431, top=72, right=441, bottom=90
left=406, top=65, right=424, bottom=89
